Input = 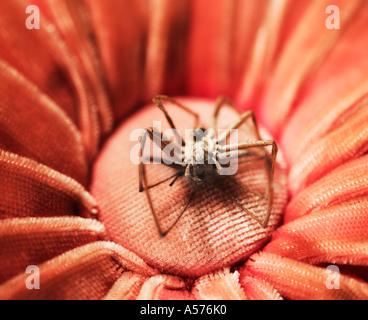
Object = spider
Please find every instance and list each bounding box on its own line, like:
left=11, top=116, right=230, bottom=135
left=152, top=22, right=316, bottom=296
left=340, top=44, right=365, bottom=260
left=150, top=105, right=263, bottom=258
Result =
left=138, top=95, right=278, bottom=237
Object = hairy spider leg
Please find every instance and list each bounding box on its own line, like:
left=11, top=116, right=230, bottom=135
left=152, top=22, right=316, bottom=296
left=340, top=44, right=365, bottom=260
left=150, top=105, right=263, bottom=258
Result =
left=212, top=98, right=265, bottom=162
left=220, top=140, right=278, bottom=228
left=138, top=129, right=193, bottom=237
left=212, top=96, right=261, bottom=140
left=211, top=95, right=239, bottom=130
left=138, top=128, right=184, bottom=192
left=153, top=95, right=200, bottom=146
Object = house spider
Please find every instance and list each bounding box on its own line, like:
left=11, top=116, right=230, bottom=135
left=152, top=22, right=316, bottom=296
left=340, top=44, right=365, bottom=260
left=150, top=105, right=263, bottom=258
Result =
left=138, top=95, right=277, bottom=237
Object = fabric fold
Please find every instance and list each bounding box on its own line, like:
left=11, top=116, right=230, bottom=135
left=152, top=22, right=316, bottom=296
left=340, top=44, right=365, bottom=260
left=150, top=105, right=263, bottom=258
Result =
left=239, top=275, right=283, bottom=300
left=0, top=241, right=157, bottom=300
left=40, top=0, right=113, bottom=136
left=266, top=195, right=368, bottom=266
left=261, top=0, right=363, bottom=135
left=0, top=59, right=87, bottom=185
left=288, top=99, right=368, bottom=194
left=281, top=5, right=368, bottom=162
left=0, top=150, right=98, bottom=219
left=241, top=252, right=368, bottom=299
left=85, top=0, right=147, bottom=121
left=191, top=268, right=247, bottom=300
left=0, top=217, right=108, bottom=284
left=285, top=154, right=368, bottom=223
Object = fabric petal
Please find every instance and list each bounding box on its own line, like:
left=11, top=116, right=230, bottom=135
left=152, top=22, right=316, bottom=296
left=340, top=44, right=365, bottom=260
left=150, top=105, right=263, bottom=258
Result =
left=265, top=195, right=368, bottom=267
left=0, top=59, right=87, bottom=184
left=281, top=5, right=368, bottom=163
left=137, top=275, right=193, bottom=300
left=285, top=154, right=368, bottom=223
left=187, top=0, right=267, bottom=98
left=85, top=0, right=147, bottom=121
left=288, top=98, right=368, bottom=194
left=153, top=286, right=195, bottom=300
left=103, top=271, right=148, bottom=300
left=0, top=0, right=76, bottom=121
left=242, top=252, right=368, bottom=299
left=0, top=0, right=101, bottom=159
left=144, top=0, right=189, bottom=99
left=236, top=0, right=290, bottom=109
left=0, top=217, right=108, bottom=284
left=239, top=276, right=282, bottom=300
left=192, top=268, right=247, bottom=300
left=40, top=0, right=113, bottom=136
left=261, top=0, right=363, bottom=136
left=0, top=241, right=157, bottom=300
left=0, top=150, right=97, bottom=219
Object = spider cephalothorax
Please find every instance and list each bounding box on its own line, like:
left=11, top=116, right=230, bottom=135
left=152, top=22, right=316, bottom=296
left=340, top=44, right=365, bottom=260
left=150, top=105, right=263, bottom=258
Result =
left=183, top=128, right=221, bottom=186
left=138, top=95, right=278, bottom=237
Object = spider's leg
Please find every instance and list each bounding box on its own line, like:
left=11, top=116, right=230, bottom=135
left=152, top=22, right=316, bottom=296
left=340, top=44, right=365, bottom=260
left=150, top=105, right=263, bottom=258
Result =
left=138, top=129, right=189, bottom=237
left=143, top=156, right=184, bottom=170
left=218, top=109, right=262, bottom=142
left=153, top=95, right=199, bottom=145
left=222, top=140, right=277, bottom=167
left=159, top=190, right=195, bottom=237
left=153, top=95, right=200, bottom=128
left=217, top=149, right=265, bottom=163
left=217, top=150, right=266, bottom=198
left=138, top=132, right=172, bottom=236
left=139, top=159, right=165, bottom=236
left=212, top=96, right=240, bottom=130
left=230, top=177, right=265, bottom=200
left=138, top=127, right=183, bottom=192
left=215, top=184, right=264, bottom=226
left=145, top=127, right=183, bottom=165
left=169, top=171, right=184, bottom=187
left=140, top=170, right=185, bottom=192
left=212, top=97, right=263, bottom=158
left=237, top=153, right=265, bottom=165
left=219, top=139, right=277, bottom=228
